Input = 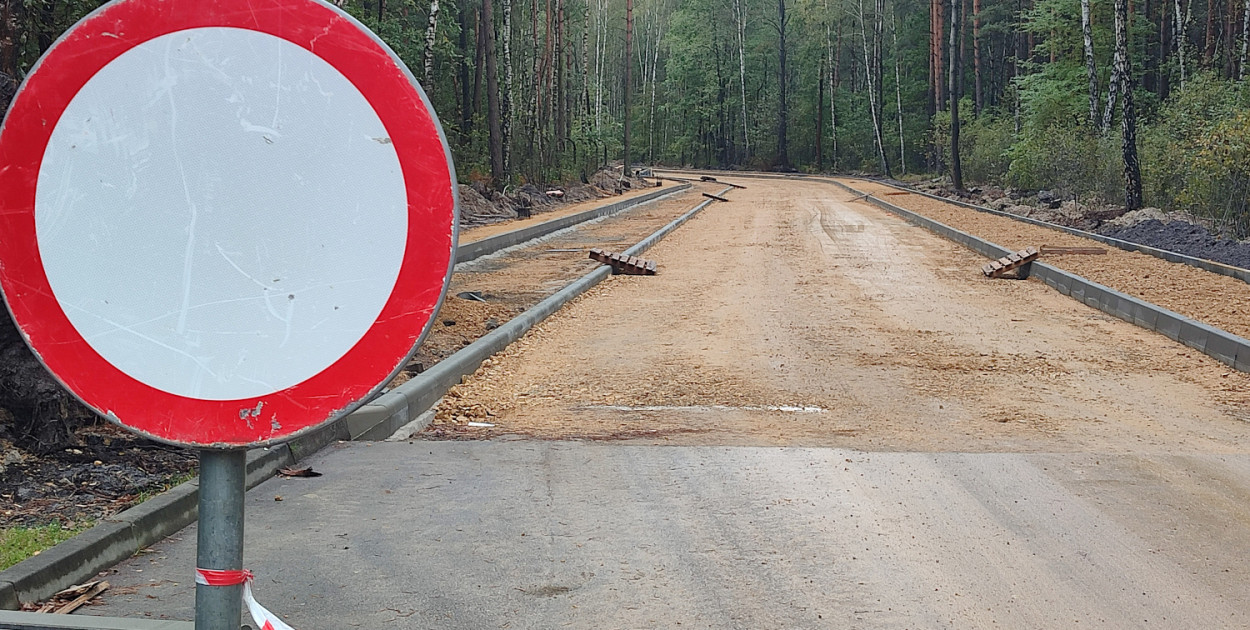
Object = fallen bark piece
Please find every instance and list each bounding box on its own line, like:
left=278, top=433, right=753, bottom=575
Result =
left=982, top=246, right=1040, bottom=278
left=278, top=466, right=323, bottom=478
left=589, top=248, right=658, bottom=275
left=699, top=175, right=718, bottom=182
left=53, top=581, right=108, bottom=614
left=702, top=192, right=730, bottom=202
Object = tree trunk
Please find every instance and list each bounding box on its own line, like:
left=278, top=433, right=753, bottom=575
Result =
left=1102, top=47, right=1121, bottom=131
left=859, top=0, right=891, bottom=175
left=648, top=12, right=663, bottom=164
left=424, top=0, right=440, bottom=87
left=502, top=0, right=513, bottom=172
left=949, top=0, right=964, bottom=190
left=460, top=1, right=474, bottom=138
left=973, top=0, right=983, bottom=114
left=777, top=0, right=790, bottom=168
left=1206, top=0, right=1216, bottom=63
left=936, top=0, right=946, bottom=110
left=817, top=54, right=825, bottom=171
left=1175, top=0, right=1192, bottom=87
left=1116, top=0, right=1144, bottom=209
left=1235, top=0, right=1245, bottom=78
left=554, top=0, right=565, bottom=144
left=473, top=7, right=486, bottom=125
left=624, top=0, right=633, bottom=171
left=893, top=8, right=906, bottom=174
left=581, top=1, right=590, bottom=119
left=833, top=20, right=841, bottom=165
left=1082, top=0, right=1100, bottom=127
left=483, top=0, right=504, bottom=186
left=735, top=0, right=751, bottom=158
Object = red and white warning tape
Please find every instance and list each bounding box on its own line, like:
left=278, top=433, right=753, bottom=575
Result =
left=195, top=568, right=297, bottom=630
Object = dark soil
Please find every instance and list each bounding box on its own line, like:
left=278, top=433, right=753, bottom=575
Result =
left=0, top=423, right=196, bottom=529
left=1099, top=219, right=1250, bottom=269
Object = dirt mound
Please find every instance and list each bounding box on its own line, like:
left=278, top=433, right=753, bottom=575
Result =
left=458, top=184, right=518, bottom=228
left=1100, top=219, right=1250, bottom=269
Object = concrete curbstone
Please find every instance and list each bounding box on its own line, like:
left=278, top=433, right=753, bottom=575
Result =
left=1132, top=302, right=1159, bottom=330
left=0, top=581, right=17, bottom=611
left=1235, top=344, right=1250, bottom=373
left=115, top=481, right=199, bottom=551
left=1081, top=285, right=1104, bottom=310
left=1154, top=312, right=1185, bottom=342
left=0, top=610, right=193, bottom=629
left=1204, top=332, right=1241, bottom=367
left=1178, top=321, right=1210, bottom=352
left=2, top=521, right=136, bottom=606
left=454, top=184, right=689, bottom=264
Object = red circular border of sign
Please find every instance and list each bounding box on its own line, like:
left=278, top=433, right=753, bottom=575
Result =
left=0, top=0, right=456, bottom=447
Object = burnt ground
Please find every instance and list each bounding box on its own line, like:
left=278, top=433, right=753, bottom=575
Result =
left=0, top=424, right=196, bottom=529
left=1100, top=219, right=1250, bottom=268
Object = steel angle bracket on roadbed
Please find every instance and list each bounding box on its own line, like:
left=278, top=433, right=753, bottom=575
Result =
left=0, top=184, right=730, bottom=619
left=825, top=179, right=1250, bottom=376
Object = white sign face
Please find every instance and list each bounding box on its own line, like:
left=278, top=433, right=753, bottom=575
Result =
left=0, top=0, right=459, bottom=447
left=36, top=27, right=408, bottom=401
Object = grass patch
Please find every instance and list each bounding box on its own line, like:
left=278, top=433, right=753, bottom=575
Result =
left=0, top=522, right=93, bottom=571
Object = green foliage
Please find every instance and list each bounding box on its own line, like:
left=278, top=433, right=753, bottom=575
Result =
left=0, top=521, right=92, bottom=571
left=958, top=112, right=1016, bottom=184
left=1138, top=74, right=1250, bottom=231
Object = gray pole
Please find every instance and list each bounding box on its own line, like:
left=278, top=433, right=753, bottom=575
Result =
left=195, top=449, right=247, bottom=630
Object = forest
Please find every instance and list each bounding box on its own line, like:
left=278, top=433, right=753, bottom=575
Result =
left=0, top=0, right=1248, bottom=449
left=2, top=0, right=1249, bottom=231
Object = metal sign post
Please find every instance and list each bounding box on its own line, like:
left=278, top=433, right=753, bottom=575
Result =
left=195, top=451, right=247, bottom=629
left=0, top=0, right=459, bottom=626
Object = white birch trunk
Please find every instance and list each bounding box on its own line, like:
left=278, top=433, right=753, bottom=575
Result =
left=502, top=0, right=513, bottom=172
left=734, top=0, right=750, bottom=156
left=859, top=0, right=888, bottom=173
left=1081, top=0, right=1099, bottom=127
left=825, top=0, right=836, bottom=164
left=892, top=8, right=905, bottom=174
left=648, top=14, right=663, bottom=163
left=423, top=0, right=440, bottom=87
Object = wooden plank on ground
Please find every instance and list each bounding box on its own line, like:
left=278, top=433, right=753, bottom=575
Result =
left=983, top=246, right=1040, bottom=278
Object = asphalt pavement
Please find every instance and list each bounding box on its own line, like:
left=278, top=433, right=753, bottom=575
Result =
left=81, top=440, right=1250, bottom=629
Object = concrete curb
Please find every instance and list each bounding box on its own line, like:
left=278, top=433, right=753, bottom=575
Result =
left=456, top=184, right=689, bottom=264
left=825, top=179, right=1250, bottom=374
left=0, top=184, right=726, bottom=613
left=0, top=611, right=192, bottom=629
left=858, top=178, right=1250, bottom=285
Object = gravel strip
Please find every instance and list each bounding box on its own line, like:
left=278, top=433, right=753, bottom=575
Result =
left=842, top=179, right=1250, bottom=341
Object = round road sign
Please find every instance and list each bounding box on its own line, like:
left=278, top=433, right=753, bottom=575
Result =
left=0, top=0, right=458, bottom=447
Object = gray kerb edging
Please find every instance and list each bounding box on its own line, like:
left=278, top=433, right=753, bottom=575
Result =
left=860, top=177, right=1250, bottom=285
left=0, top=610, right=193, bottom=630
left=456, top=183, right=690, bottom=264
left=0, top=183, right=728, bottom=613
left=824, top=179, right=1250, bottom=375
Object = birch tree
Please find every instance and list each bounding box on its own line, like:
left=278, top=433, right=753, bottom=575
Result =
left=423, top=0, right=439, bottom=87
left=1081, top=0, right=1098, bottom=127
